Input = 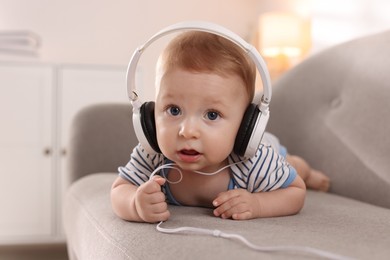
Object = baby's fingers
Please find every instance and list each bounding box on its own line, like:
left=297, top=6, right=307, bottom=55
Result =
left=141, top=202, right=170, bottom=223
left=150, top=175, right=166, bottom=186
left=230, top=211, right=252, bottom=220
left=213, top=194, right=241, bottom=218
left=141, top=176, right=166, bottom=194
left=213, top=189, right=242, bottom=207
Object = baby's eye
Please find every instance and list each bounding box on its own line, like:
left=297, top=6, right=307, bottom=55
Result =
left=167, top=106, right=181, bottom=116
left=206, top=111, right=220, bottom=121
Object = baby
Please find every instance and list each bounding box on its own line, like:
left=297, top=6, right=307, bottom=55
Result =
left=111, top=31, right=330, bottom=223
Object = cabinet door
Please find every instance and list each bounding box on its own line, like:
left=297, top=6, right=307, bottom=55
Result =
left=0, top=64, right=54, bottom=242
left=58, top=65, right=128, bottom=207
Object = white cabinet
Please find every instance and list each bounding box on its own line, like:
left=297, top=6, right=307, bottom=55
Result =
left=0, top=63, right=55, bottom=243
left=0, top=62, right=128, bottom=244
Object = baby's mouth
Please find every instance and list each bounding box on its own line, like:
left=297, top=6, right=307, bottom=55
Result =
left=180, top=149, right=200, bottom=156
left=178, top=149, right=201, bottom=162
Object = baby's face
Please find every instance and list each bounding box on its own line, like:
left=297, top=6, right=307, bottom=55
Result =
left=155, top=68, right=249, bottom=172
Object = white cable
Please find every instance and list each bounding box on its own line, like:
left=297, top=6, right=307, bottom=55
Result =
left=149, top=163, right=183, bottom=184
left=150, top=160, right=246, bottom=181
left=193, top=160, right=246, bottom=176
left=152, top=164, right=354, bottom=260
left=156, top=222, right=354, bottom=260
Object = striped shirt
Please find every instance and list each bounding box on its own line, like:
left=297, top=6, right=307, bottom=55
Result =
left=118, top=133, right=297, bottom=195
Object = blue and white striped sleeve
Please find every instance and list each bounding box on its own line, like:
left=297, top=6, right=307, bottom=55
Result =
left=250, top=144, right=297, bottom=192
left=118, top=143, right=163, bottom=186
left=229, top=144, right=297, bottom=193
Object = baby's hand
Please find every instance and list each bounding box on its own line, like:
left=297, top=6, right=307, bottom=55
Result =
left=213, top=189, right=259, bottom=220
left=134, top=176, right=170, bottom=223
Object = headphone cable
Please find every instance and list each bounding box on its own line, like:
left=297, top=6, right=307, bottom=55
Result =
left=156, top=221, right=354, bottom=260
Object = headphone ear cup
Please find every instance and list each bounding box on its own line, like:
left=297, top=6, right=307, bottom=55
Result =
left=140, top=102, right=161, bottom=153
left=234, top=103, right=260, bottom=157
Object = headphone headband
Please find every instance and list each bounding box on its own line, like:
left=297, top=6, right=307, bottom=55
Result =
left=126, top=21, right=272, bottom=113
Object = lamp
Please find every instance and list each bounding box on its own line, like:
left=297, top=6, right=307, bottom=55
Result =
left=256, top=12, right=311, bottom=80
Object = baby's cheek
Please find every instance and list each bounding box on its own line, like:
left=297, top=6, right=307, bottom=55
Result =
left=156, top=125, right=173, bottom=149
left=210, top=132, right=235, bottom=155
left=157, top=138, right=172, bottom=158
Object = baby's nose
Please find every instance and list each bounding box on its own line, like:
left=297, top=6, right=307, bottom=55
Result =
left=179, top=118, right=200, bottom=139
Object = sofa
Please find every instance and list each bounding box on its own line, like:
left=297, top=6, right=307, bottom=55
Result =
left=63, top=30, right=390, bottom=260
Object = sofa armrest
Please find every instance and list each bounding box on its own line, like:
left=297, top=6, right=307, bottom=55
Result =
left=66, top=103, right=138, bottom=184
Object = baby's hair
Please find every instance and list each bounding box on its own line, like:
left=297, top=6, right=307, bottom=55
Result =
left=155, top=31, right=256, bottom=102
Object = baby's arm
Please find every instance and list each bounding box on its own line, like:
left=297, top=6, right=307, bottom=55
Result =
left=111, top=176, right=170, bottom=223
left=213, top=176, right=306, bottom=220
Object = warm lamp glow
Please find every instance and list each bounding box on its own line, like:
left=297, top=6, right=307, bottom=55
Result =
left=256, top=12, right=311, bottom=80
left=262, top=47, right=302, bottom=57
left=258, top=12, right=311, bottom=59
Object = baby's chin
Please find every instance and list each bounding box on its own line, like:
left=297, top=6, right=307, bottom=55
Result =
left=175, top=161, right=230, bottom=175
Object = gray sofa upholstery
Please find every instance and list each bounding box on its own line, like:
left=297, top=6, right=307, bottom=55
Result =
left=63, top=30, right=390, bottom=260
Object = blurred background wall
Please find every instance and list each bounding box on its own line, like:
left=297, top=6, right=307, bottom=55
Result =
left=1, top=0, right=389, bottom=64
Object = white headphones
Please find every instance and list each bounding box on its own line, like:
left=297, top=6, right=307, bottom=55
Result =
left=126, top=21, right=272, bottom=158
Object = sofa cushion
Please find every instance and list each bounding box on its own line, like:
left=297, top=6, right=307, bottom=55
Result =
left=64, top=173, right=390, bottom=260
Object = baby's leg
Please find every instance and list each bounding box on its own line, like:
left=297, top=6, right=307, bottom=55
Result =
left=286, top=155, right=330, bottom=192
